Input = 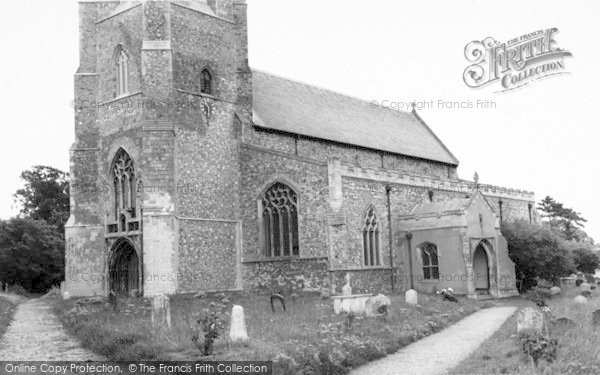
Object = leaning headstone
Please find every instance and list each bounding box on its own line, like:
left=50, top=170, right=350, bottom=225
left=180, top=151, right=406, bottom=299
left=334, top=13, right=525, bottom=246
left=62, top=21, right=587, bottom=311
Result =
left=574, top=295, right=588, bottom=304
left=517, top=307, right=544, bottom=335
left=442, top=290, right=458, bottom=303
left=270, top=294, right=286, bottom=312
left=550, top=286, right=561, bottom=296
left=229, top=305, right=248, bottom=342
left=405, top=289, right=418, bottom=306
left=592, top=309, right=600, bottom=326
left=151, top=294, right=171, bottom=328
left=580, top=283, right=591, bottom=292
left=365, top=294, right=391, bottom=317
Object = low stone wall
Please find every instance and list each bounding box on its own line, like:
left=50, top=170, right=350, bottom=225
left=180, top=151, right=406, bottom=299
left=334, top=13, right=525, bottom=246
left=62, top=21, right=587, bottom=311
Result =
left=242, top=258, right=328, bottom=295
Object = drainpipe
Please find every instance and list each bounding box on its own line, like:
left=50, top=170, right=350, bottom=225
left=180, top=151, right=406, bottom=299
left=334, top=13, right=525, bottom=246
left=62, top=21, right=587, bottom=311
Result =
left=139, top=207, right=144, bottom=297
left=385, top=185, right=394, bottom=292
left=405, top=232, right=414, bottom=290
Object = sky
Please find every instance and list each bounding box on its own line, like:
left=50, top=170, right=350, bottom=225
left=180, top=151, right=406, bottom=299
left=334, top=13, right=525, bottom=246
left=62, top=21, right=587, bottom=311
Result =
left=0, top=0, right=598, bottom=241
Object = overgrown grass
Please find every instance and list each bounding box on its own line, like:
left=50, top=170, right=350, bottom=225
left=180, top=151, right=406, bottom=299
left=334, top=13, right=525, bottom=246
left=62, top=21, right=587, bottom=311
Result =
left=0, top=296, right=16, bottom=338
left=449, top=285, right=600, bottom=375
left=53, top=291, right=482, bottom=373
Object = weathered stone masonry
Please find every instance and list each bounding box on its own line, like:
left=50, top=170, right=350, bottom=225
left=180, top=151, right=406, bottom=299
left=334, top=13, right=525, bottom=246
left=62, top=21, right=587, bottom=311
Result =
left=66, top=0, right=536, bottom=298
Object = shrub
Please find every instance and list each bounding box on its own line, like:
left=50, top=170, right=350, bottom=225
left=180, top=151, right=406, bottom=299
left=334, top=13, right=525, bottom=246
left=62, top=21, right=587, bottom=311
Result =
left=0, top=218, right=64, bottom=293
left=520, top=333, right=559, bottom=367
left=502, top=220, right=575, bottom=291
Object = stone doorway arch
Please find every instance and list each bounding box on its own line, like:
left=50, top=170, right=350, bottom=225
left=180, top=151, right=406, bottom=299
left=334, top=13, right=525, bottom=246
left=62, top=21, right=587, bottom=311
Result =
left=108, top=238, right=140, bottom=296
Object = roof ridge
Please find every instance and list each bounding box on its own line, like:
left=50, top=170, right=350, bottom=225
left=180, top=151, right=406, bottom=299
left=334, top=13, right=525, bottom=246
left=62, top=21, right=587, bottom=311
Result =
left=250, top=67, right=412, bottom=117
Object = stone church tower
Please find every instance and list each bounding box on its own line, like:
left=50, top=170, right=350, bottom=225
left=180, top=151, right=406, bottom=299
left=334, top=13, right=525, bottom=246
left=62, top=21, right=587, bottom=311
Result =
left=66, top=0, right=250, bottom=297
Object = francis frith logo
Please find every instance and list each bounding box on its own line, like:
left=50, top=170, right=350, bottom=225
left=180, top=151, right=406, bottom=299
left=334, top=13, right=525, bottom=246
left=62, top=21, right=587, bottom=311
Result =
left=463, top=28, right=572, bottom=92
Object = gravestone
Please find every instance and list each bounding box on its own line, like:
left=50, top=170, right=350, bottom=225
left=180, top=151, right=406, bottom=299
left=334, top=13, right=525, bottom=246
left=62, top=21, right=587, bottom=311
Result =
left=365, top=294, right=391, bottom=317
left=550, top=286, right=561, bottom=296
left=516, top=307, right=544, bottom=335
left=270, top=294, right=286, bottom=312
left=442, top=290, right=458, bottom=303
left=580, top=283, right=591, bottom=292
left=342, top=273, right=352, bottom=296
left=405, top=289, right=418, bottom=306
left=151, top=294, right=171, bottom=328
left=62, top=291, right=71, bottom=300
left=575, top=279, right=584, bottom=287
left=592, top=309, right=600, bottom=326
left=229, top=305, right=248, bottom=342
left=574, top=295, right=588, bottom=304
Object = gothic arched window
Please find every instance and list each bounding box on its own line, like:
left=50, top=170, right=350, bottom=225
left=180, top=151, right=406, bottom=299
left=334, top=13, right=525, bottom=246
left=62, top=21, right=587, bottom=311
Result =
left=419, top=243, right=439, bottom=280
left=115, top=46, right=129, bottom=97
left=363, top=206, right=380, bottom=266
left=200, top=68, right=213, bottom=95
left=111, top=149, right=136, bottom=222
left=261, top=182, right=299, bottom=257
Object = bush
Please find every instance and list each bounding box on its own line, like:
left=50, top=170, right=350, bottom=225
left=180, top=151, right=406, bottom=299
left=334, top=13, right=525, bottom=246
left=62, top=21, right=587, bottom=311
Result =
left=0, top=218, right=64, bottom=293
left=520, top=333, right=558, bottom=367
left=572, top=248, right=600, bottom=274
left=502, top=220, right=575, bottom=291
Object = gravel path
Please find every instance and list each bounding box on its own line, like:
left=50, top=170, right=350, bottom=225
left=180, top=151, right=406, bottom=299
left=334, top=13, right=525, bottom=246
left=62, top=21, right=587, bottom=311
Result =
left=351, top=306, right=517, bottom=375
left=0, top=298, right=105, bottom=360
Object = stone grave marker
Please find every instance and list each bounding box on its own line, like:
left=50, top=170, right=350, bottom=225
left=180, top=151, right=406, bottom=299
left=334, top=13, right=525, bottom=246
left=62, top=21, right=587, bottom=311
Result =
left=405, top=289, right=418, bottom=306
left=342, top=273, right=352, bottom=296
left=151, top=294, right=171, bottom=328
left=517, top=307, right=544, bottom=335
left=574, top=295, right=588, bottom=304
left=270, top=293, right=286, bottom=312
left=580, top=283, right=591, bottom=292
left=365, top=294, right=391, bottom=317
left=592, top=309, right=600, bottom=326
left=550, top=286, right=561, bottom=296
left=229, top=305, right=248, bottom=342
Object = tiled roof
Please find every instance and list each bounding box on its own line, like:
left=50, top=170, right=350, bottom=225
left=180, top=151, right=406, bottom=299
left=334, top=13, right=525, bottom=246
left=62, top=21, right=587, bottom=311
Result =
left=251, top=69, right=459, bottom=165
left=410, top=198, right=471, bottom=216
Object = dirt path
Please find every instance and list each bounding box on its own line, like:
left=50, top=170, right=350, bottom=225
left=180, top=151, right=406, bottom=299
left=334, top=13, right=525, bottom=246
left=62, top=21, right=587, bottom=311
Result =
left=0, top=298, right=105, bottom=360
left=351, top=306, right=517, bottom=375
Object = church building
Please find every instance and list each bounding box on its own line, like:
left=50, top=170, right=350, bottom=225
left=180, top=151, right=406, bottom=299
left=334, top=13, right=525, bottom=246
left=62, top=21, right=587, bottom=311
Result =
left=65, top=0, right=534, bottom=299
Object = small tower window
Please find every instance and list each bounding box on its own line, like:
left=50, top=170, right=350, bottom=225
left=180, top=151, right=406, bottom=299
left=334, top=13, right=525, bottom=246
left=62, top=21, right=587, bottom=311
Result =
left=116, top=47, right=129, bottom=97
left=200, top=69, right=213, bottom=95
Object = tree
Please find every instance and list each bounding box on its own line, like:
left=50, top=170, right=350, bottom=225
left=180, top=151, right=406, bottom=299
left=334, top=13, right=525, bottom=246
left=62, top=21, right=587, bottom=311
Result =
left=537, top=196, right=587, bottom=241
left=502, top=220, right=575, bottom=291
left=13, top=166, right=70, bottom=233
left=0, top=218, right=65, bottom=293
left=572, top=247, right=600, bottom=274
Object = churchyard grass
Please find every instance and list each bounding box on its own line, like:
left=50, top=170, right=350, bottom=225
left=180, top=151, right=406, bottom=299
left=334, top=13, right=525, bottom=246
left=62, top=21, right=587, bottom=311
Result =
left=449, top=285, right=600, bottom=375
left=0, top=295, right=16, bottom=338
left=53, top=292, right=482, bottom=372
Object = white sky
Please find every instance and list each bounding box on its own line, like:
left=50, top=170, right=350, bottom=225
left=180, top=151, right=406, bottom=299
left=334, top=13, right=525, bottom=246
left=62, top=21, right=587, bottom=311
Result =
left=0, top=0, right=598, bottom=241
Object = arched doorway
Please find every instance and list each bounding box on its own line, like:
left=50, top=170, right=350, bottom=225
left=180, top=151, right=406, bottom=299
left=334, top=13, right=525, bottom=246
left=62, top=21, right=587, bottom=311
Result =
left=109, top=239, right=139, bottom=296
left=473, top=243, right=490, bottom=293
